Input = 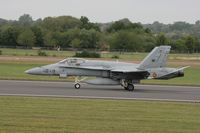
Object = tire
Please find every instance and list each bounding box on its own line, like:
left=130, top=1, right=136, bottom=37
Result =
left=74, top=83, right=81, bottom=89
left=127, top=84, right=134, bottom=91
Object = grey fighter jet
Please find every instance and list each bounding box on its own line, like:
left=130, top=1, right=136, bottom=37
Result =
left=25, top=46, right=188, bottom=91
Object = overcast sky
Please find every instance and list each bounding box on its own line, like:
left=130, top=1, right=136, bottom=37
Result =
left=0, top=0, right=200, bottom=24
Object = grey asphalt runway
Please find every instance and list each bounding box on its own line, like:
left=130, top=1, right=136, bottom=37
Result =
left=0, top=80, right=200, bottom=102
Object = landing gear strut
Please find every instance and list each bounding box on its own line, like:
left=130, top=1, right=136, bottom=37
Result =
left=74, top=76, right=88, bottom=89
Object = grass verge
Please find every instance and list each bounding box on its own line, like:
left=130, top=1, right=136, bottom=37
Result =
left=0, top=96, right=200, bottom=133
left=1, top=48, right=200, bottom=61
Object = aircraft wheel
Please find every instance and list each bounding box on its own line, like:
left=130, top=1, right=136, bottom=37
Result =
left=74, top=83, right=81, bottom=89
left=127, top=84, right=134, bottom=91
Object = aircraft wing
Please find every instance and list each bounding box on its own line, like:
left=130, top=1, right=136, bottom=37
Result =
left=110, top=68, right=150, bottom=80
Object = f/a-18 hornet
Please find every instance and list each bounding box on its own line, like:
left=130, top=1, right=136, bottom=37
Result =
left=25, top=46, right=188, bottom=91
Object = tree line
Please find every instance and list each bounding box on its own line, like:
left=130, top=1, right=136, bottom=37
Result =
left=0, top=14, right=200, bottom=53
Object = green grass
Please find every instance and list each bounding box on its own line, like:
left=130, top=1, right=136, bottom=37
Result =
left=1, top=48, right=200, bottom=61
left=0, top=48, right=75, bottom=57
left=0, top=96, right=200, bottom=133
left=0, top=62, right=200, bottom=85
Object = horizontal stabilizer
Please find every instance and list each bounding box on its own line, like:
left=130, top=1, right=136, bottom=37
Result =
left=156, top=66, right=189, bottom=79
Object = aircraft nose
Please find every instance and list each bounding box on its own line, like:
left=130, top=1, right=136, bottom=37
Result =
left=178, top=70, right=184, bottom=77
left=25, top=67, right=42, bottom=75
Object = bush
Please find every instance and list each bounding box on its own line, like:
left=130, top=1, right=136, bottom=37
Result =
left=0, top=50, right=2, bottom=55
left=74, top=51, right=100, bottom=58
left=37, top=50, right=47, bottom=56
left=111, top=55, right=119, bottom=59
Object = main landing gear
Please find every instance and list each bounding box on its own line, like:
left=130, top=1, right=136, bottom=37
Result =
left=121, top=79, right=135, bottom=91
left=124, top=84, right=135, bottom=91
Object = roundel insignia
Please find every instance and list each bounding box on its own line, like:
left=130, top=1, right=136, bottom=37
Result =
left=152, top=72, right=157, bottom=78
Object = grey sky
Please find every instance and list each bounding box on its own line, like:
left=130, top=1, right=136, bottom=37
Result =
left=0, top=0, right=200, bottom=24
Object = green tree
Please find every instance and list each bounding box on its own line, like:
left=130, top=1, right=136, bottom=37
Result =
left=173, top=39, right=187, bottom=53
left=17, top=29, right=36, bottom=47
left=18, top=14, right=33, bottom=26
left=31, top=26, right=44, bottom=46
left=53, top=32, right=71, bottom=47
left=110, top=31, right=144, bottom=51
left=185, top=36, right=195, bottom=53
left=78, top=29, right=100, bottom=48
left=169, top=22, right=192, bottom=31
left=0, top=30, right=2, bottom=45
left=80, top=16, right=89, bottom=26
left=144, top=28, right=151, bottom=34
left=42, top=16, right=81, bottom=32
left=107, top=21, right=125, bottom=32
left=142, top=35, right=156, bottom=52
left=80, top=16, right=100, bottom=31
left=107, top=20, right=143, bottom=32
left=194, top=38, right=200, bottom=53
left=43, top=32, right=57, bottom=47
left=1, top=27, right=19, bottom=46
left=156, top=33, right=168, bottom=46
left=71, top=38, right=81, bottom=48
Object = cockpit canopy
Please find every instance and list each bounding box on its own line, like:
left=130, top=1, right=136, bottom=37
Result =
left=59, top=58, right=86, bottom=65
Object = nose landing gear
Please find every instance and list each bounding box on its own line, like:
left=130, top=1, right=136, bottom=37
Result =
left=74, top=76, right=88, bottom=89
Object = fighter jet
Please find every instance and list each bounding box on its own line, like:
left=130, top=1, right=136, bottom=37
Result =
left=25, top=46, right=188, bottom=91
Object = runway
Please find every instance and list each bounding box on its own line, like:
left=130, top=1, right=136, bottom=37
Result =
left=0, top=80, right=200, bottom=102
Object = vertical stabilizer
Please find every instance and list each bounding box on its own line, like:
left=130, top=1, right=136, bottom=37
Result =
left=138, top=46, right=171, bottom=69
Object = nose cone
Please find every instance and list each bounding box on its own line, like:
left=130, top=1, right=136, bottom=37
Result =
left=178, top=70, right=184, bottom=77
left=25, top=67, right=43, bottom=75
